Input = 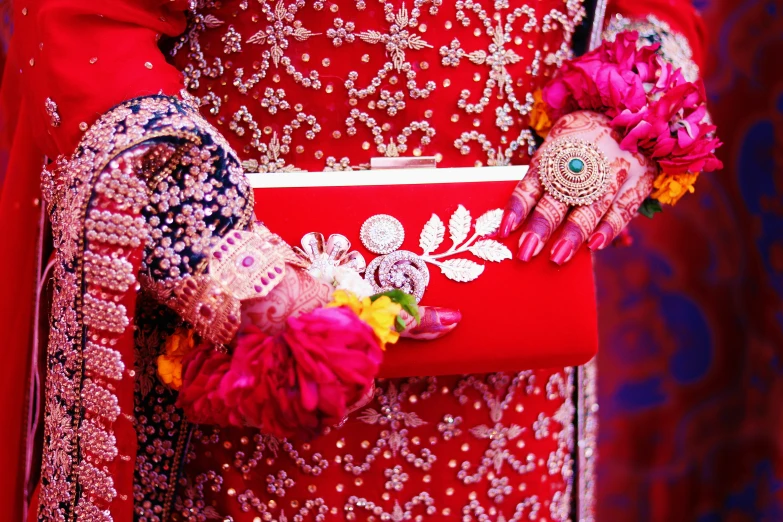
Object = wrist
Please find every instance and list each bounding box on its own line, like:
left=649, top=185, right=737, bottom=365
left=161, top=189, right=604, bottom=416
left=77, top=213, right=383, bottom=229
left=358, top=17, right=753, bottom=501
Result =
left=239, top=267, right=335, bottom=337
left=603, top=14, right=699, bottom=82
left=170, top=223, right=301, bottom=345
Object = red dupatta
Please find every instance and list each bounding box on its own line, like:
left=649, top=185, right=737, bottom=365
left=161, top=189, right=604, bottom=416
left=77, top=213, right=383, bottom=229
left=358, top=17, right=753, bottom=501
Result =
left=0, top=1, right=189, bottom=519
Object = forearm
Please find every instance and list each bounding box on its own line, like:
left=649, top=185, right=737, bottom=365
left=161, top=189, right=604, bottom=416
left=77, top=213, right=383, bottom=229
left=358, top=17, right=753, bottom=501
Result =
left=41, top=94, right=227, bottom=521
left=605, top=0, right=707, bottom=70
left=72, top=95, right=259, bottom=347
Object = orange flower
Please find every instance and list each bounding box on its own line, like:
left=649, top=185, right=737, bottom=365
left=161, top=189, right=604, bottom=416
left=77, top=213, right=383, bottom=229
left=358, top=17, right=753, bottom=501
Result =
left=651, top=171, right=700, bottom=205
left=157, top=327, right=196, bottom=390
left=529, top=88, right=553, bottom=138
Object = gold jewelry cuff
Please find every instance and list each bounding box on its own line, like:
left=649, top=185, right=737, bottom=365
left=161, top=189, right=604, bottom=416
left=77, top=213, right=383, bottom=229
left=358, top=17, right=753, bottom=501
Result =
left=171, top=224, right=295, bottom=345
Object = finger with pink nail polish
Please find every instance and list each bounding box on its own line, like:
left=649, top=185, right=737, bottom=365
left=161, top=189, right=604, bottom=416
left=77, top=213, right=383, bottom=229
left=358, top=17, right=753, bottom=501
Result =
left=499, top=167, right=544, bottom=239
left=587, top=232, right=607, bottom=251
left=548, top=222, right=584, bottom=265
left=499, top=209, right=518, bottom=239
left=401, top=306, right=462, bottom=341
left=515, top=194, right=568, bottom=261
left=517, top=232, right=543, bottom=262
left=550, top=238, right=576, bottom=265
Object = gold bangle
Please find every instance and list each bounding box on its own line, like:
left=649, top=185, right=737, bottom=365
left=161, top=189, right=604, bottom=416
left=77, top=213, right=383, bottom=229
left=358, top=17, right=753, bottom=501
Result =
left=171, top=224, right=293, bottom=345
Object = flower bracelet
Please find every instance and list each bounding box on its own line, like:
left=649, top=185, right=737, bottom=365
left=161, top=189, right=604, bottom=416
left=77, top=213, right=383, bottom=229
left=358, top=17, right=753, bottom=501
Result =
left=532, top=23, right=722, bottom=214
left=157, top=222, right=420, bottom=438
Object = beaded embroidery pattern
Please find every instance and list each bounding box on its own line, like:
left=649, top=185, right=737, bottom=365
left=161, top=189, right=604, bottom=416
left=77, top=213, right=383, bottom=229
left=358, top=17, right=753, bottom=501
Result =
left=38, top=96, right=254, bottom=522
left=163, top=2, right=592, bottom=521
left=172, top=0, right=587, bottom=172
left=173, top=369, right=578, bottom=522
left=29, top=0, right=698, bottom=519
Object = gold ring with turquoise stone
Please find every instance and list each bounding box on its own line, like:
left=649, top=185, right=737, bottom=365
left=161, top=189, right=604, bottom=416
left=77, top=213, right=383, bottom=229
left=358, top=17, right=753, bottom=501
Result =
left=537, top=136, right=611, bottom=206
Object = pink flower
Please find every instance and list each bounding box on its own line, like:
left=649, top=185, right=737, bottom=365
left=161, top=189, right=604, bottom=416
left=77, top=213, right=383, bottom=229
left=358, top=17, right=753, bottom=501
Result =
left=177, top=306, right=383, bottom=440
left=657, top=132, right=723, bottom=174
left=543, top=32, right=657, bottom=119
left=177, top=343, right=234, bottom=426
left=540, top=30, right=722, bottom=176
left=543, top=58, right=602, bottom=118
left=595, top=64, right=648, bottom=115
left=616, top=82, right=723, bottom=174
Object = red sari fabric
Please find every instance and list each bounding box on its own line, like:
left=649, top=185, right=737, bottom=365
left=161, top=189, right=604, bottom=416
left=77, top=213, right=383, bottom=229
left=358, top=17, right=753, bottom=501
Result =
left=158, top=2, right=589, bottom=518
left=0, top=0, right=707, bottom=521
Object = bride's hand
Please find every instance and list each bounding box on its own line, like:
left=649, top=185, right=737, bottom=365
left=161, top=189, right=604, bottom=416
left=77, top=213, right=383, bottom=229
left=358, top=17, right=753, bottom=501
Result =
left=240, top=268, right=461, bottom=339
left=498, top=110, right=657, bottom=265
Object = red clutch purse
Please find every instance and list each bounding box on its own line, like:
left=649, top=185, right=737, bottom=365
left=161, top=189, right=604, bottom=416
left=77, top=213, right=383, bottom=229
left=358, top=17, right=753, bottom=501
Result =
left=250, top=164, right=598, bottom=377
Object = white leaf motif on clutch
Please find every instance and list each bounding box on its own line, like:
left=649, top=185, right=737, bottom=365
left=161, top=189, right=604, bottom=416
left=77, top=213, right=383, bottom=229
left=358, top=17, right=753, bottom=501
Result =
left=448, top=205, right=472, bottom=248
left=439, top=259, right=485, bottom=282
left=361, top=204, right=511, bottom=303
left=474, top=209, right=504, bottom=236
left=468, top=240, right=512, bottom=262
left=419, top=214, right=445, bottom=255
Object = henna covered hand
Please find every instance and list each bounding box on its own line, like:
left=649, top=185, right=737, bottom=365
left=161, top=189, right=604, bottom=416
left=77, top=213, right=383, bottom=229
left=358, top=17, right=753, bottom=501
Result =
left=241, top=267, right=460, bottom=340
left=182, top=269, right=459, bottom=435
left=498, top=110, right=657, bottom=265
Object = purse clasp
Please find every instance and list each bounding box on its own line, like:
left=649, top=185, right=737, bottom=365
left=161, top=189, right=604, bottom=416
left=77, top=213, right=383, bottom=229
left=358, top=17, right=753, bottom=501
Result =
left=369, top=156, right=438, bottom=170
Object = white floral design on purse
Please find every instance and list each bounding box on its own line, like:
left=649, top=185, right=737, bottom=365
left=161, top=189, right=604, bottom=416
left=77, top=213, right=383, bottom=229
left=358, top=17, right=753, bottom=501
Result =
left=361, top=205, right=513, bottom=302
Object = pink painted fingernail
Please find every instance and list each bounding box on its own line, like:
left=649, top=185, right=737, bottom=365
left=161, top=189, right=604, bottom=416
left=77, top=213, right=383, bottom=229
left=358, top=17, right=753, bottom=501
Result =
left=517, top=233, right=541, bottom=262
left=438, top=309, right=462, bottom=327
left=588, top=232, right=606, bottom=251
left=499, top=210, right=517, bottom=239
left=550, top=239, right=575, bottom=265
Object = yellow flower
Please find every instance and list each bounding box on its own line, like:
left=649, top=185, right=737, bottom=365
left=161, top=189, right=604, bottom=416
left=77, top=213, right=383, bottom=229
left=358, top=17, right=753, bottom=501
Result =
left=529, top=88, right=553, bottom=138
left=157, top=355, right=183, bottom=390
left=328, top=289, right=364, bottom=315
left=328, top=290, right=403, bottom=350
left=361, top=295, right=402, bottom=349
left=157, top=327, right=196, bottom=390
left=651, top=171, right=700, bottom=205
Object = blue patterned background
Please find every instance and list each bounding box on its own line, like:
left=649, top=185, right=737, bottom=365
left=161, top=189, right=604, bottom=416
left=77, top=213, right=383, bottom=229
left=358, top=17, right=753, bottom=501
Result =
left=595, top=0, right=783, bottom=519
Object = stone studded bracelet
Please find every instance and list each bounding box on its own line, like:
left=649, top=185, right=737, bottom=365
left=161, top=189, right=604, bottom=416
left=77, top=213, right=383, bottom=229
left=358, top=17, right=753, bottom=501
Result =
left=170, top=223, right=301, bottom=345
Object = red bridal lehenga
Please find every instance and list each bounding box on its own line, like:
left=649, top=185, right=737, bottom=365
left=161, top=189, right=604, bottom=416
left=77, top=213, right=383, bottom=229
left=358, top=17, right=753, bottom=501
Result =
left=0, top=1, right=706, bottom=521
left=160, top=4, right=594, bottom=521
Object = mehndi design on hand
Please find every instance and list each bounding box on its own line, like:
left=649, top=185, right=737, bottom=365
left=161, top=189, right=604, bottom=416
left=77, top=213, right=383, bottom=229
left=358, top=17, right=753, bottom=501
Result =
left=499, top=110, right=657, bottom=265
